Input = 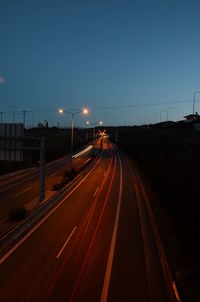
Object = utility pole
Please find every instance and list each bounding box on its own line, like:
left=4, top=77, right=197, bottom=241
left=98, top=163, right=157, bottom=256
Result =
left=193, top=91, right=200, bottom=115
left=39, top=137, right=45, bottom=201
left=22, top=110, right=27, bottom=128
left=71, top=114, right=74, bottom=171
left=0, top=111, right=3, bottom=123
left=9, top=106, right=15, bottom=123
left=115, top=131, right=118, bottom=143
left=32, top=111, right=35, bottom=128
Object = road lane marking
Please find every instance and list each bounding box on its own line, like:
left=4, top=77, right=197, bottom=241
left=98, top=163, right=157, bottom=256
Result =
left=44, top=153, right=113, bottom=301
left=0, top=158, right=69, bottom=193
left=134, top=168, right=181, bottom=302
left=51, top=172, right=58, bottom=177
left=0, top=156, right=102, bottom=266
left=100, top=152, right=123, bottom=302
left=56, top=226, right=77, bottom=259
left=103, top=172, right=106, bottom=177
left=14, top=187, right=31, bottom=197
left=0, top=175, right=37, bottom=193
left=0, top=217, right=8, bottom=224
left=70, top=154, right=117, bottom=302
left=93, top=186, right=99, bottom=197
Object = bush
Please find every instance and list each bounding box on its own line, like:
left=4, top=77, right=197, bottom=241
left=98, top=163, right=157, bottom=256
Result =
left=9, top=207, right=27, bottom=221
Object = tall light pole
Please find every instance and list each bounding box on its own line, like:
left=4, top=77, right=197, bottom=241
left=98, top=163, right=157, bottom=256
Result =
left=59, top=108, right=88, bottom=170
left=193, top=91, right=200, bottom=114
left=0, top=111, right=3, bottom=123
left=9, top=106, right=15, bottom=123
left=86, top=120, right=103, bottom=141
left=31, top=111, right=35, bottom=128
left=22, top=110, right=27, bottom=128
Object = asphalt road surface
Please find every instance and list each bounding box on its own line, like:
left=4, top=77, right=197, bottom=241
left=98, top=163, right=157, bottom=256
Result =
left=0, top=144, right=95, bottom=222
left=0, top=137, right=169, bottom=302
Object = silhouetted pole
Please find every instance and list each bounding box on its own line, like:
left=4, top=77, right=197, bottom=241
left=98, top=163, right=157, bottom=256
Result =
left=39, top=137, right=45, bottom=201
left=22, top=110, right=27, bottom=128
left=71, top=114, right=74, bottom=171
left=193, top=91, right=200, bottom=114
left=0, top=111, right=3, bottom=123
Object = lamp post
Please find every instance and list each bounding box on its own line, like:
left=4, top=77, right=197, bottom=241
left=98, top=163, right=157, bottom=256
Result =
left=21, top=110, right=27, bottom=128
left=59, top=108, right=88, bottom=170
left=9, top=106, right=15, bottom=123
left=193, top=91, right=200, bottom=115
left=0, top=111, right=3, bottom=124
left=86, top=120, right=103, bottom=141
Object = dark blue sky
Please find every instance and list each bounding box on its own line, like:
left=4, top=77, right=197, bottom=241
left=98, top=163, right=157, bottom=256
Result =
left=1, top=0, right=200, bottom=126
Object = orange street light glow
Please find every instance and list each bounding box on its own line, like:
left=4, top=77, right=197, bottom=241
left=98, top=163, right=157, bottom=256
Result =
left=83, top=108, right=88, bottom=115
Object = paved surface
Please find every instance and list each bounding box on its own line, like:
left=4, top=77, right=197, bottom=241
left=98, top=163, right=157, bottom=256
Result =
left=0, top=138, right=169, bottom=302
left=0, top=145, right=95, bottom=222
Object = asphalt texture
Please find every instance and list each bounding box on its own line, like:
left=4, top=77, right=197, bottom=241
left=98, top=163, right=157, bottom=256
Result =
left=0, top=138, right=169, bottom=302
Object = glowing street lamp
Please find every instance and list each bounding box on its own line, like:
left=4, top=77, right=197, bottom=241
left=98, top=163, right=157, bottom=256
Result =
left=86, top=120, right=103, bottom=141
left=58, top=108, right=64, bottom=114
left=58, top=107, right=89, bottom=170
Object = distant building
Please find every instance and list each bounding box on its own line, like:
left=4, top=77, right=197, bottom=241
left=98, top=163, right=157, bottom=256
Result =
left=184, top=112, right=200, bottom=123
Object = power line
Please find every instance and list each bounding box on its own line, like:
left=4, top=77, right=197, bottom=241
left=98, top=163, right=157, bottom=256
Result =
left=91, top=99, right=193, bottom=111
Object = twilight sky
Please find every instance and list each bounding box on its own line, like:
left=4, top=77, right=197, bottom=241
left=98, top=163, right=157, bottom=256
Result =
left=1, top=0, right=200, bottom=127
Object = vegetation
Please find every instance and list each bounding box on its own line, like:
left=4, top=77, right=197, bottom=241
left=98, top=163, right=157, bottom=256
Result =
left=114, top=125, right=200, bottom=300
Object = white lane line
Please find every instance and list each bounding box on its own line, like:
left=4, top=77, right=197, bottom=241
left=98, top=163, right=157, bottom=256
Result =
left=93, top=186, right=99, bottom=197
left=51, top=172, right=58, bottom=177
left=0, top=175, right=36, bottom=193
left=103, top=172, right=106, bottom=177
left=100, top=152, right=123, bottom=302
left=56, top=226, right=77, bottom=259
left=0, top=217, right=8, bottom=224
left=14, top=187, right=31, bottom=197
left=0, top=156, right=102, bottom=266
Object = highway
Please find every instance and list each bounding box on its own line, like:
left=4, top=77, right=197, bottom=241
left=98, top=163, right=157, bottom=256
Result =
left=0, top=144, right=95, bottom=223
left=0, top=137, right=170, bottom=302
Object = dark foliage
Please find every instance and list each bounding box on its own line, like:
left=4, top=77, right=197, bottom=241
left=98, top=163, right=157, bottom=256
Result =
left=116, top=127, right=200, bottom=251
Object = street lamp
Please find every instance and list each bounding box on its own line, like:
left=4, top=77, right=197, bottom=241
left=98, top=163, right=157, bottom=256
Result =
left=86, top=120, right=103, bottom=141
left=193, top=91, right=200, bottom=114
left=9, top=105, right=15, bottom=123
left=58, top=107, right=88, bottom=170
left=0, top=111, right=4, bottom=124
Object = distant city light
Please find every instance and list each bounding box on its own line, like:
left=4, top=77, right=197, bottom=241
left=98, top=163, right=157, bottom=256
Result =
left=58, top=108, right=64, bottom=114
left=83, top=108, right=88, bottom=115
